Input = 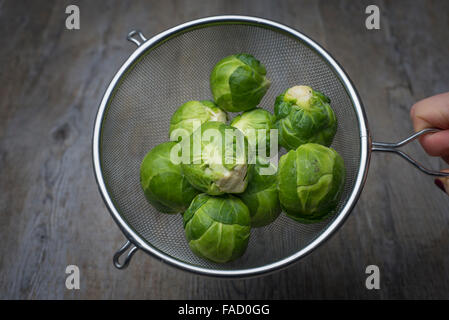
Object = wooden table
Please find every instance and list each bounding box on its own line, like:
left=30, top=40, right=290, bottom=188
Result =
left=1, top=0, right=449, bottom=299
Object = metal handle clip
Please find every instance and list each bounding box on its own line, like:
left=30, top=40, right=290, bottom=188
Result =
left=372, top=128, right=449, bottom=177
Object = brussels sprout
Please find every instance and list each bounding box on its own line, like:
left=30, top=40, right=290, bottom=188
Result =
left=140, top=141, right=200, bottom=214
left=210, top=54, right=271, bottom=112
left=274, top=86, right=337, bottom=150
left=278, top=143, right=345, bottom=223
left=169, top=100, right=227, bottom=140
left=230, top=108, right=276, bottom=157
left=181, top=121, right=250, bottom=195
left=183, top=193, right=251, bottom=263
left=238, top=159, right=281, bottom=227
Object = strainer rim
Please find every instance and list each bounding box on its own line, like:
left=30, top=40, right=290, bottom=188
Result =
left=92, top=15, right=370, bottom=277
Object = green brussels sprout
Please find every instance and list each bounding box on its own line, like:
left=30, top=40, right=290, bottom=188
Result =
left=181, top=121, right=250, bottom=195
left=140, top=141, right=200, bottom=214
left=210, top=54, right=271, bottom=112
left=169, top=100, right=227, bottom=140
left=230, top=108, right=276, bottom=157
left=274, top=86, right=337, bottom=150
left=183, top=193, right=251, bottom=263
left=278, top=143, right=345, bottom=223
left=238, top=159, right=281, bottom=227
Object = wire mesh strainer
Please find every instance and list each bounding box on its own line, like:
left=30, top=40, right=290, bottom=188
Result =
left=92, top=16, right=449, bottom=277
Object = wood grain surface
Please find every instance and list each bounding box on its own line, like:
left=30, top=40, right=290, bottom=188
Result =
left=0, top=0, right=448, bottom=299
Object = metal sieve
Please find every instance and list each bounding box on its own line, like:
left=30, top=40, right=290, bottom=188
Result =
left=92, top=16, right=449, bottom=277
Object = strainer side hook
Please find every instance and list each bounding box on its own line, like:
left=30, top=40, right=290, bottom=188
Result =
left=127, top=30, right=147, bottom=47
left=113, top=240, right=139, bottom=269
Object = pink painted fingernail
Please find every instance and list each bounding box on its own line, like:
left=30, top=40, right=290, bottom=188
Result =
left=435, top=179, right=446, bottom=193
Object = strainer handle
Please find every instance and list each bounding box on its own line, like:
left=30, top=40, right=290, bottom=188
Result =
left=372, top=128, right=449, bottom=177
left=113, top=240, right=139, bottom=269
left=127, top=30, right=147, bottom=47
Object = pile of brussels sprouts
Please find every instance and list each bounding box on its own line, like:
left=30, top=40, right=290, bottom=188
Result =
left=140, top=53, right=345, bottom=263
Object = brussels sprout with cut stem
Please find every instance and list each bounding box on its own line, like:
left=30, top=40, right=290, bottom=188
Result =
left=238, top=158, right=281, bottom=228
left=275, top=85, right=337, bottom=150
left=210, top=54, right=271, bottom=112
left=140, top=141, right=200, bottom=214
left=230, top=108, right=276, bottom=158
left=181, top=121, right=250, bottom=195
left=278, top=143, right=345, bottom=223
left=183, top=193, right=251, bottom=263
left=169, top=100, right=227, bottom=140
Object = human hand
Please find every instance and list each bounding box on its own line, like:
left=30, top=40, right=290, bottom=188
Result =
left=410, top=92, right=449, bottom=195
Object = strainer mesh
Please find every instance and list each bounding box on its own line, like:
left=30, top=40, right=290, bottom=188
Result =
left=100, top=23, right=361, bottom=270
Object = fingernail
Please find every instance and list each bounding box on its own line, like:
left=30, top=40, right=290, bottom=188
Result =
left=434, top=179, right=446, bottom=193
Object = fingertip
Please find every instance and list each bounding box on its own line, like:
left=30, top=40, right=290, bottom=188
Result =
left=409, top=93, right=449, bottom=132
left=419, top=130, right=449, bottom=157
